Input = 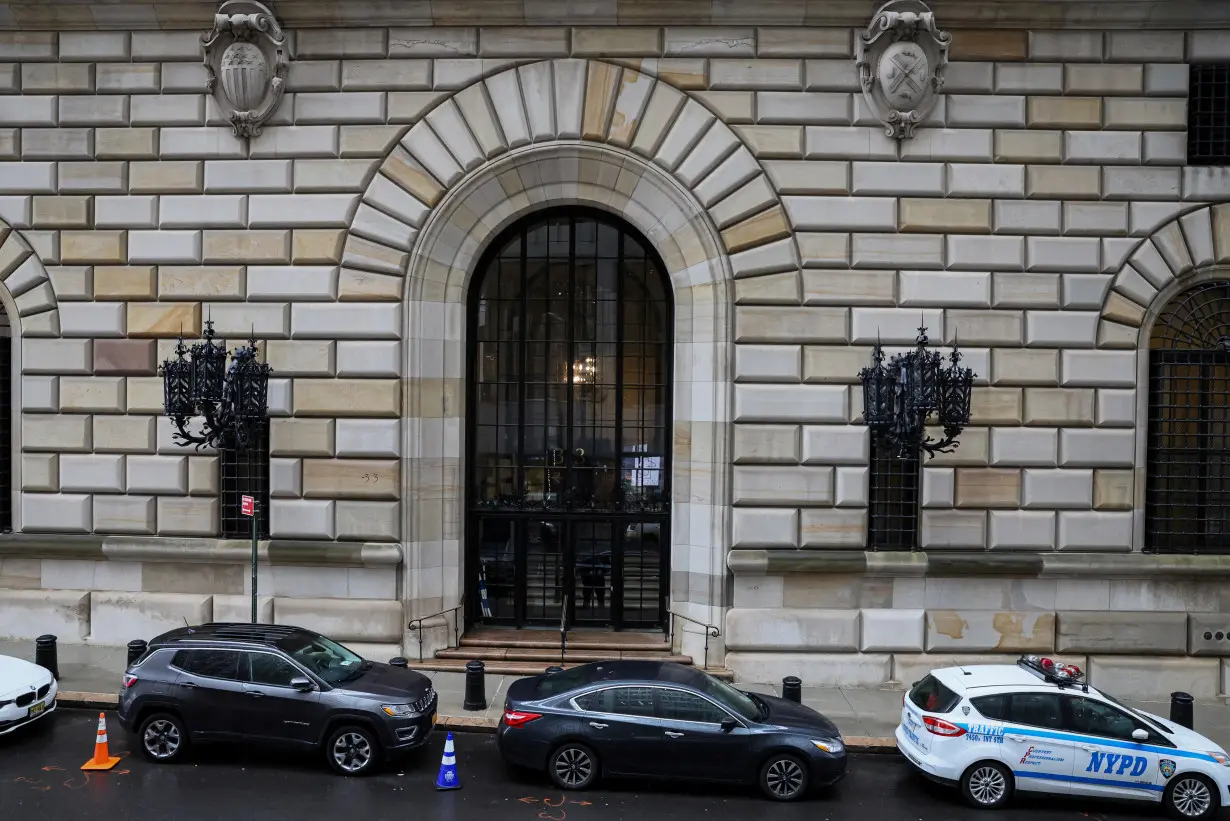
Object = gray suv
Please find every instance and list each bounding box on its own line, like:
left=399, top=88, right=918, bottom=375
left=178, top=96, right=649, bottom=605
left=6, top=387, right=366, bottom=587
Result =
left=117, top=623, right=437, bottom=776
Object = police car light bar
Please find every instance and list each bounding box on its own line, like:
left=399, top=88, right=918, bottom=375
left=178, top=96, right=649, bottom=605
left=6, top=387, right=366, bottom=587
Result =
left=1018, top=655, right=1086, bottom=689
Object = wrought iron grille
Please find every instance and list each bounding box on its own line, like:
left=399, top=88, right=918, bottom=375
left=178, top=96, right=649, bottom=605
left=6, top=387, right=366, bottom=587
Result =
left=0, top=329, right=10, bottom=533
left=1147, top=282, right=1230, bottom=553
left=1189, top=64, right=1230, bottom=166
left=220, top=420, right=269, bottom=539
left=868, top=433, right=920, bottom=550
left=466, top=208, right=672, bottom=629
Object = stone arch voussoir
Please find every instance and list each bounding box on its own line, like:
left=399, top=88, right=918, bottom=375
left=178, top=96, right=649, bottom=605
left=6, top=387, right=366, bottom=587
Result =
left=1097, top=203, right=1230, bottom=349
left=0, top=222, right=61, bottom=338
left=338, top=58, right=799, bottom=292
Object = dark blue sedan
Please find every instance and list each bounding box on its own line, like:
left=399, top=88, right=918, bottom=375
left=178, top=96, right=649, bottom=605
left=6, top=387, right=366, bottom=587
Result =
left=496, top=661, right=846, bottom=801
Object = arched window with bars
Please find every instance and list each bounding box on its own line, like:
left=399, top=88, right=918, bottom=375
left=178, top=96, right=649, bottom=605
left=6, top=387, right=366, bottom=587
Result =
left=1147, top=281, right=1230, bottom=553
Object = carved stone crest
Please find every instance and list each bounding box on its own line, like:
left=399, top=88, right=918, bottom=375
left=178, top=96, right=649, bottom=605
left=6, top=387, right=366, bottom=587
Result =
left=855, top=0, right=950, bottom=140
left=202, top=0, right=287, bottom=139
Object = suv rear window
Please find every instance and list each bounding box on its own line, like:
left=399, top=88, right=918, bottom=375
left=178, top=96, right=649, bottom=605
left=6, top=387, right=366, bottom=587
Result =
left=909, top=675, right=960, bottom=714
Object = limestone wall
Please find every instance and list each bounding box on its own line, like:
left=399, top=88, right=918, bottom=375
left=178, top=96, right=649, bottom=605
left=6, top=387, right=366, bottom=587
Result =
left=0, top=23, right=1228, bottom=663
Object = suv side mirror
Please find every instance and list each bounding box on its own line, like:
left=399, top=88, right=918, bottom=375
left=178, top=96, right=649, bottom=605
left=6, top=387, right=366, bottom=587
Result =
left=290, top=677, right=314, bottom=692
left=720, top=718, right=738, bottom=733
left=1132, top=728, right=1148, bottom=742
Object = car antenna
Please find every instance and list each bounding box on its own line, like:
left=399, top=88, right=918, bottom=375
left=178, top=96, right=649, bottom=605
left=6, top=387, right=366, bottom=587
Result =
left=183, top=617, right=193, bottom=634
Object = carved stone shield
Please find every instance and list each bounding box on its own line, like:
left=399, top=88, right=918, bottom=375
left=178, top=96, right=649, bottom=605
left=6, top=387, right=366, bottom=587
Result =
left=878, top=41, right=930, bottom=111
left=220, top=41, right=268, bottom=111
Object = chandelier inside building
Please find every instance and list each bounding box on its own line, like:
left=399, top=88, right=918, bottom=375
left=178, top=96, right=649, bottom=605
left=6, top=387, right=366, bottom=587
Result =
left=160, top=320, right=272, bottom=451
left=859, top=325, right=975, bottom=458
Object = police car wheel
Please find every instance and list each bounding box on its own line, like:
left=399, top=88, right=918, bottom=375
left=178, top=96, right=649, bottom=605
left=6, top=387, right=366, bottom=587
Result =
left=1165, top=773, right=1218, bottom=820
left=960, top=760, right=1012, bottom=809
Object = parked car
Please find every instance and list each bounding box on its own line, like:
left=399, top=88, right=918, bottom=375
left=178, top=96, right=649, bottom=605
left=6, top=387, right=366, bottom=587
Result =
left=0, top=654, right=57, bottom=736
left=896, top=655, right=1229, bottom=820
left=497, top=660, right=846, bottom=801
left=118, top=623, right=437, bottom=776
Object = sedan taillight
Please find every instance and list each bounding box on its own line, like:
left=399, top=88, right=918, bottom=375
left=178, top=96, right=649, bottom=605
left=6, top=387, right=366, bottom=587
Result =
left=923, top=716, right=966, bottom=737
left=503, top=709, right=542, bottom=728
left=122, top=674, right=138, bottom=688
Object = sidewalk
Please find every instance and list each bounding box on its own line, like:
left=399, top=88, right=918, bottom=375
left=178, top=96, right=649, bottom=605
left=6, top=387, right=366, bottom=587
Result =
left=6, top=639, right=1229, bottom=752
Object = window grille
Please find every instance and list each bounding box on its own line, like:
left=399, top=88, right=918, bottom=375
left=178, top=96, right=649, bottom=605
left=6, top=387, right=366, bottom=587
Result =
left=868, top=433, right=919, bottom=550
left=1189, top=64, right=1230, bottom=166
left=1147, top=281, right=1230, bottom=553
left=220, top=420, right=269, bottom=539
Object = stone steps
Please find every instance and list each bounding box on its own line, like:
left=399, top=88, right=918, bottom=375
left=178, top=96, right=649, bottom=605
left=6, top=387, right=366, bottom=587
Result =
left=415, top=657, right=734, bottom=680
left=437, top=647, right=693, bottom=664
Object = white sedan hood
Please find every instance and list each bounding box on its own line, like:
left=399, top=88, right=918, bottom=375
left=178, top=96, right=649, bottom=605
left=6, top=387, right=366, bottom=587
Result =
left=0, top=655, right=51, bottom=700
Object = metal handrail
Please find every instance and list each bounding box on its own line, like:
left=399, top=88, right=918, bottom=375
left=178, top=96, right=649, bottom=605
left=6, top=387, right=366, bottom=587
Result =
left=406, top=595, right=465, bottom=662
left=667, top=610, right=721, bottom=671
left=559, top=593, right=569, bottom=663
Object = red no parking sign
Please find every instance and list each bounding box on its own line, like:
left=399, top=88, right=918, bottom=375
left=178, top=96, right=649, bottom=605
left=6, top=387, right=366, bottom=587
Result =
left=240, top=495, right=254, bottom=517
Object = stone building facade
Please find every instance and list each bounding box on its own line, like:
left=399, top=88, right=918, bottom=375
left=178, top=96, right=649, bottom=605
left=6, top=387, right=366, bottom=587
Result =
left=1, top=0, right=1230, bottom=699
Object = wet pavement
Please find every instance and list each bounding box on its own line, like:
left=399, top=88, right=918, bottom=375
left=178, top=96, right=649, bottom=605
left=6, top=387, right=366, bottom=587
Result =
left=0, top=708, right=1174, bottom=821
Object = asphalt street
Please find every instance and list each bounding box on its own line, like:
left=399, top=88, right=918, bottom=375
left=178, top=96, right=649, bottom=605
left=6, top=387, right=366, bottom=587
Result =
left=0, top=709, right=1169, bottom=821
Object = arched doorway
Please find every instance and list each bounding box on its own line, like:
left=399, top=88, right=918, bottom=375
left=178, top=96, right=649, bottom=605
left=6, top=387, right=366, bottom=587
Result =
left=466, top=208, right=672, bottom=630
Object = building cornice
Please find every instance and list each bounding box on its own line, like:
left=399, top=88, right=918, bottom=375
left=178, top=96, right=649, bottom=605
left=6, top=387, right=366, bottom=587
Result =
left=0, top=0, right=1227, bottom=31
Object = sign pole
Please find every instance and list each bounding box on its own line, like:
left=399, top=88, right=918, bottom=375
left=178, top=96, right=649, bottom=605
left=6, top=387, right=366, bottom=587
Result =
left=251, top=501, right=258, bottom=624
left=241, top=493, right=257, bottom=623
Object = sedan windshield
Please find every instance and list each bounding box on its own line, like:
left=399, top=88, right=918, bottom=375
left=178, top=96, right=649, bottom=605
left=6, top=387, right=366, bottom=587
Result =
left=695, top=672, right=760, bottom=721
left=276, top=634, right=365, bottom=686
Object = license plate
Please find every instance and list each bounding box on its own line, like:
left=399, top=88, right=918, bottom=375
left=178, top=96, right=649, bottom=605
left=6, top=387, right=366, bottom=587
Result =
left=28, top=701, right=44, bottom=717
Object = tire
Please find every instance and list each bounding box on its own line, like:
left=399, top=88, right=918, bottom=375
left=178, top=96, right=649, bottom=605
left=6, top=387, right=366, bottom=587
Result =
left=548, top=742, right=598, bottom=791
left=960, top=760, right=1012, bottom=810
left=325, top=725, right=381, bottom=777
left=137, top=712, right=188, bottom=764
left=759, top=753, right=810, bottom=801
left=1165, top=773, right=1219, bottom=820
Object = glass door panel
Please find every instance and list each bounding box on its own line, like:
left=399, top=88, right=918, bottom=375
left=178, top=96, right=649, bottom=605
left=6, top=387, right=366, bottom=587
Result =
left=524, top=519, right=565, bottom=625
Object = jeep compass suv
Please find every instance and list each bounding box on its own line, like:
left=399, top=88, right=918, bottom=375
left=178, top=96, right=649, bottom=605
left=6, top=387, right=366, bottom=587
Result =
left=118, top=623, right=437, bottom=776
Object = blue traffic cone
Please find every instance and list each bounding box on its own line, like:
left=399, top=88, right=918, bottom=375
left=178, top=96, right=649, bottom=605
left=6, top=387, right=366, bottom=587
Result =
left=435, top=731, right=461, bottom=790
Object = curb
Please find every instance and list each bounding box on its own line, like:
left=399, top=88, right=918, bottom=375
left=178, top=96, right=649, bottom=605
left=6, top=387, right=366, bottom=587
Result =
left=58, top=693, right=900, bottom=754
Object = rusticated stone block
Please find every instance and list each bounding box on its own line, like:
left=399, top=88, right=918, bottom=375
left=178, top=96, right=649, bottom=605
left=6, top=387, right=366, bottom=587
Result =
left=726, top=608, right=859, bottom=652
left=926, top=610, right=1055, bottom=652
left=0, top=589, right=90, bottom=641
left=725, top=652, right=890, bottom=688
left=1087, top=656, right=1218, bottom=701
left=1057, top=611, right=1187, bottom=655
left=274, top=597, right=402, bottom=642
left=1189, top=614, right=1230, bottom=656
left=89, top=591, right=212, bottom=644
left=301, top=458, right=399, bottom=500
left=126, top=303, right=201, bottom=338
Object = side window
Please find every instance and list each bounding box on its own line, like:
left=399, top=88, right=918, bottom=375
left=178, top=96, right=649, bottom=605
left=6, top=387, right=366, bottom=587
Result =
left=1065, top=696, right=1162, bottom=743
left=655, top=689, right=728, bottom=724
left=600, top=687, right=656, bottom=717
left=970, top=694, right=1007, bottom=721
left=170, top=650, right=190, bottom=670
left=181, top=650, right=241, bottom=680
left=246, top=653, right=302, bottom=687
left=1007, top=693, right=1063, bottom=729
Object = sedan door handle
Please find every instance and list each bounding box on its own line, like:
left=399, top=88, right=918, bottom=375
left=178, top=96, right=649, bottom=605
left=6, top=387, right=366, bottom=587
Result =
left=664, top=731, right=684, bottom=738
left=179, top=681, right=197, bottom=689
left=1079, top=745, right=1097, bottom=752
left=246, top=691, right=264, bottom=698
left=1006, top=735, right=1025, bottom=743
left=588, top=722, right=608, bottom=729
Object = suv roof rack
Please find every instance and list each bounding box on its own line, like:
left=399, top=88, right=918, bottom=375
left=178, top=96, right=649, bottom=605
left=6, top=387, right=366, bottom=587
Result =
left=1017, top=654, right=1088, bottom=692
left=158, top=622, right=305, bottom=646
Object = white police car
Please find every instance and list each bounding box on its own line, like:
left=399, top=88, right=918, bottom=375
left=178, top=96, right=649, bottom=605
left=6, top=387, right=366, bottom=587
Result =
left=895, top=655, right=1229, bottom=819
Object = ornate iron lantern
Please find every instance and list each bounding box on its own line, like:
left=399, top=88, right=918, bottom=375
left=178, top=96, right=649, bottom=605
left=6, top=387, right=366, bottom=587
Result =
left=859, top=325, right=975, bottom=458
left=159, top=320, right=272, bottom=450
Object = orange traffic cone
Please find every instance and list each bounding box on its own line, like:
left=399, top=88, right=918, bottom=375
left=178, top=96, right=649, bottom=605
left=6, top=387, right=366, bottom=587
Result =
left=81, top=712, right=121, bottom=771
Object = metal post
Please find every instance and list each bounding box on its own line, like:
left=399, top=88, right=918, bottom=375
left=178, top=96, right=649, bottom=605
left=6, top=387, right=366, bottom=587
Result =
left=389, top=657, right=408, bottom=669
left=35, top=635, right=58, bottom=680
left=251, top=499, right=258, bottom=623
left=782, top=676, right=802, bottom=703
left=464, top=660, right=487, bottom=711
left=1170, top=691, right=1194, bottom=730
left=127, top=639, right=148, bottom=667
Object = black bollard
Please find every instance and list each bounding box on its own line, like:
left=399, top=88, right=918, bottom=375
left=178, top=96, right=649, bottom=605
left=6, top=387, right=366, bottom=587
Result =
left=545, top=665, right=564, bottom=674
left=389, top=657, right=408, bottom=668
left=782, top=675, right=802, bottom=703
left=34, top=634, right=58, bottom=681
left=127, top=639, right=148, bottom=667
left=1170, top=691, right=1194, bottom=730
left=464, top=660, right=487, bottom=711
